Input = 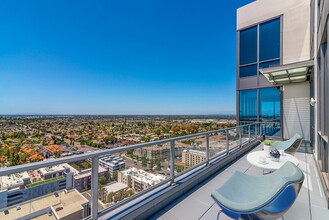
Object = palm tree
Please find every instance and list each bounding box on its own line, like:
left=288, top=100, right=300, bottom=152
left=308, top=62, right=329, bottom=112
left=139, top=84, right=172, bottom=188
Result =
left=107, top=192, right=114, bottom=204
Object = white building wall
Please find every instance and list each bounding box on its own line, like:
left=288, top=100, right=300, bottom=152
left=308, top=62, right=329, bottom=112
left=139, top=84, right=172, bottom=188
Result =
left=283, top=82, right=310, bottom=141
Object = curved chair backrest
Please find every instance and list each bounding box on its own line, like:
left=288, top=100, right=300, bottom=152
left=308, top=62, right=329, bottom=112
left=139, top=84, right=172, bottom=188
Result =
left=211, top=162, right=304, bottom=220
left=284, top=133, right=303, bottom=154
left=274, top=133, right=303, bottom=154
left=257, top=162, right=304, bottom=219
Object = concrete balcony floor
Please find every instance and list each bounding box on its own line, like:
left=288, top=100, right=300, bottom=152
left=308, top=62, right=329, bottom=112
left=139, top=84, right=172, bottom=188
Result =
left=150, top=145, right=329, bottom=220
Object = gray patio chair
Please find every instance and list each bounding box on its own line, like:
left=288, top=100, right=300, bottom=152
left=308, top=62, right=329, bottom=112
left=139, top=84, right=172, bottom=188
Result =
left=211, top=161, right=304, bottom=220
left=273, top=133, right=303, bottom=154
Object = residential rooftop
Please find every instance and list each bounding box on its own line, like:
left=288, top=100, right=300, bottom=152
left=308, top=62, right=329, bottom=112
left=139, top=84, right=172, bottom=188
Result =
left=0, top=171, right=30, bottom=190
left=121, top=168, right=166, bottom=185
left=38, top=163, right=70, bottom=176
left=105, top=182, right=128, bottom=194
left=0, top=189, right=88, bottom=220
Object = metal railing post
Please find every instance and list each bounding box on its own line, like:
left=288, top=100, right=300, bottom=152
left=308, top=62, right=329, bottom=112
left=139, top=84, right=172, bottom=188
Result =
left=169, top=140, right=175, bottom=184
left=248, top=125, right=251, bottom=142
left=206, top=134, right=210, bottom=166
left=91, top=156, right=99, bottom=220
left=226, top=130, right=229, bottom=154
left=239, top=127, right=242, bottom=147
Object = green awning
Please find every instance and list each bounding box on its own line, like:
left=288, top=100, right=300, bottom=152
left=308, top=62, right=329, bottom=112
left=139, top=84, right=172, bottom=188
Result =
left=259, top=60, right=313, bottom=84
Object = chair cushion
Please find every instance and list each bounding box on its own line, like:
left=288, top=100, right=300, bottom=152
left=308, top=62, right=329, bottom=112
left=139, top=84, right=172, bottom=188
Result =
left=211, top=162, right=304, bottom=212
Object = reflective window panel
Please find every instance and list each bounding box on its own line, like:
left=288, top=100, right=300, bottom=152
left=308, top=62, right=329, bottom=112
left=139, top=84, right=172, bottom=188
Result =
left=259, top=18, right=281, bottom=62
left=240, top=89, right=258, bottom=121
left=259, top=87, right=281, bottom=122
left=239, top=26, right=257, bottom=65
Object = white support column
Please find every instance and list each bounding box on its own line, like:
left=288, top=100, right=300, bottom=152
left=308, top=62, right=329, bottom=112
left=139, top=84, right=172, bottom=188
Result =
left=91, top=156, right=99, bottom=220
left=314, top=0, right=319, bottom=159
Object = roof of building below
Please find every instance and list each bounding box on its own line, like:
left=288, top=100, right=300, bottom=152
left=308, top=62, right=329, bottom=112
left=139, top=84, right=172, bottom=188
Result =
left=0, top=190, right=88, bottom=220
left=105, top=182, right=128, bottom=193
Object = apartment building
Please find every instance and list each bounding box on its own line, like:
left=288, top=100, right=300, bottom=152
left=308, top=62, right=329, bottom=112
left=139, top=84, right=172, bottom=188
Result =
left=67, top=164, right=108, bottom=191
left=181, top=149, right=206, bottom=167
left=118, top=168, right=165, bottom=192
left=98, top=155, right=125, bottom=174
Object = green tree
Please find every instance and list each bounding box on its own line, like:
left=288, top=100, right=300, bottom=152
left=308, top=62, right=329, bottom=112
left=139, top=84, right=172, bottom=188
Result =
left=156, top=160, right=161, bottom=171
left=98, top=176, right=106, bottom=185
left=149, top=159, right=154, bottom=170
left=54, top=152, right=61, bottom=158
left=112, top=171, right=118, bottom=181
left=108, top=192, right=114, bottom=203
left=142, top=157, right=147, bottom=168
left=154, top=129, right=161, bottom=135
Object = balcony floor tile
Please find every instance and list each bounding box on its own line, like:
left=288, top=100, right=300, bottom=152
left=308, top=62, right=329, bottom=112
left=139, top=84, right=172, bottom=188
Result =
left=151, top=146, right=329, bottom=220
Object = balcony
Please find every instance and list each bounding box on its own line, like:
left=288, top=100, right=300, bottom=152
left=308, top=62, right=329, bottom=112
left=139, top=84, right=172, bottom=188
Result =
left=149, top=145, right=329, bottom=220
left=0, top=123, right=328, bottom=220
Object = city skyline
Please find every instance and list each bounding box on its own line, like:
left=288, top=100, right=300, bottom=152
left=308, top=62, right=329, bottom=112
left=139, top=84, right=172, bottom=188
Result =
left=0, top=0, right=254, bottom=115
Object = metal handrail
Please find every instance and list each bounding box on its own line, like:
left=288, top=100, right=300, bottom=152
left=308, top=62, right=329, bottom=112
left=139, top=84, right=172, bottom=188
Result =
left=0, top=122, right=275, bottom=220
left=0, top=123, right=258, bottom=176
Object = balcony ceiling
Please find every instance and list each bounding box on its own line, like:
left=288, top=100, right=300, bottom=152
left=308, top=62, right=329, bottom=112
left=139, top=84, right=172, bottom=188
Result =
left=259, top=60, right=313, bottom=84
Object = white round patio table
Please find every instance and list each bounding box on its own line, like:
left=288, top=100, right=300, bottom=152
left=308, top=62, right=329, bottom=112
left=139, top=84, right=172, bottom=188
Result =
left=247, top=150, right=299, bottom=171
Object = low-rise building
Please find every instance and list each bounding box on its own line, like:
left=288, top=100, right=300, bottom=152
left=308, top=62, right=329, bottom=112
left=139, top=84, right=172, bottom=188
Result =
left=0, top=164, right=73, bottom=209
left=118, top=168, right=165, bottom=192
left=43, top=145, right=67, bottom=157
left=67, top=164, right=108, bottom=191
left=99, top=155, right=125, bottom=174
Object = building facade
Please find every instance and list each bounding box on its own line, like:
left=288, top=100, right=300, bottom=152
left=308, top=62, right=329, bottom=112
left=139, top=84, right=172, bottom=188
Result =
left=68, top=164, right=108, bottom=191
left=182, top=149, right=206, bottom=167
left=0, top=164, right=73, bottom=209
left=118, top=168, right=165, bottom=192
left=237, top=0, right=329, bottom=205
left=237, top=0, right=311, bottom=140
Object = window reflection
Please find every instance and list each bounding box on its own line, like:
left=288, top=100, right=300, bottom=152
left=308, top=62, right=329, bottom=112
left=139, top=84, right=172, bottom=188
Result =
left=259, top=87, right=281, bottom=122
left=240, top=89, right=257, bottom=121
left=240, top=26, right=257, bottom=66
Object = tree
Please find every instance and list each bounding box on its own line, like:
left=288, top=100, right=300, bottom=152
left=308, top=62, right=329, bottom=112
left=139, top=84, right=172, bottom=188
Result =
left=117, top=189, right=124, bottom=200
left=98, top=176, right=106, bottom=185
left=142, top=157, right=147, bottom=168
left=143, top=135, right=151, bottom=142
left=149, top=159, right=154, bottom=170
left=112, top=171, right=118, bottom=182
left=54, top=152, right=61, bottom=158
left=108, top=192, right=114, bottom=203
left=98, top=184, right=106, bottom=202
left=154, top=129, right=161, bottom=135
left=126, top=150, right=134, bottom=157
left=156, top=160, right=161, bottom=171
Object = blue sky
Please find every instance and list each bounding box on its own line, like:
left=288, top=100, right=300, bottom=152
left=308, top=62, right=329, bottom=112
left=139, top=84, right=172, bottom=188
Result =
left=0, top=0, right=254, bottom=115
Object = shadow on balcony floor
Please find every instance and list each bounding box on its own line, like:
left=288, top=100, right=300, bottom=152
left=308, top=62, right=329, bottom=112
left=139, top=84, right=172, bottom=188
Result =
left=150, top=145, right=329, bottom=220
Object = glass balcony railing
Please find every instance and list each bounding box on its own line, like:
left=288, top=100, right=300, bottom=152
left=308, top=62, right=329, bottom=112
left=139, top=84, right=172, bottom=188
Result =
left=0, top=123, right=267, bottom=220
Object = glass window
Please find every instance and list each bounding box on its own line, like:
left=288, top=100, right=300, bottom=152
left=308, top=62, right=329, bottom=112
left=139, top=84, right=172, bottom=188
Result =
left=259, top=59, right=280, bottom=74
left=239, top=26, right=257, bottom=65
left=259, top=59, right=280, bottom=69
left=259, top=87, right=281, bottom=122
left=240, top=64, right=257, bottom=78
left=240, top=89, right=257, bottom=121
left=259, top=18, right=280, bottom=61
